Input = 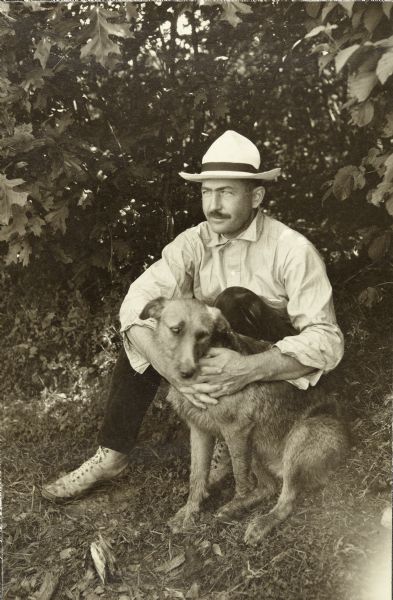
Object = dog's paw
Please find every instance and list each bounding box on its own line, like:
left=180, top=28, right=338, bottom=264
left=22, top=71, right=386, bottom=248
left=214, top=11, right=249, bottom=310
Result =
left=215, top=498, right=245, bottom=521
left=167, top=506, right=198, bottom=533
left=243, top=514, right=278, bottom=546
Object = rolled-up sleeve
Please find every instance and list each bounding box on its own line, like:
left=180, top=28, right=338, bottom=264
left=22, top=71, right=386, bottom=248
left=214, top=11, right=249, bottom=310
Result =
left=119, top=232, right=195, bottom=372
left=274, top=242, right=344, bottom=389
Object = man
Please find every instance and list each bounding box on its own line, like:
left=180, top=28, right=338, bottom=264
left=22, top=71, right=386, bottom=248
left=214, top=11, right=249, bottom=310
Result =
left=42, top=130, right=344, bottom=500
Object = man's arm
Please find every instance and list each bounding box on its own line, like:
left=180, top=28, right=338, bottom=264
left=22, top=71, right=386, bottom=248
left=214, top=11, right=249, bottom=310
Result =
left=272, top=241, right=344, bottom=385
left=180, top=346, right=314, bottom=398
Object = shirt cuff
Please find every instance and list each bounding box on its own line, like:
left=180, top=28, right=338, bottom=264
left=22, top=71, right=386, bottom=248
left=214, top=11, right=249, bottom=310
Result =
left=285, top=370, right=323, bottom=390
left=274, top=337, right=332, bottom=390
left=121, top=317, right=156, bottom=374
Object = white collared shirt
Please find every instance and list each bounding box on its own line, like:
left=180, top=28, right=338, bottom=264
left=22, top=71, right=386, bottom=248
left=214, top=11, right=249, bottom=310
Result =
left=119, top=211, right=344, bottom=389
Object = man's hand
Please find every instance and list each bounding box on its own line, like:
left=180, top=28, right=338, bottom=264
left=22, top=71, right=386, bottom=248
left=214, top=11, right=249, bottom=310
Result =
left=167, top=368, right=223, bottom=410
left=179, top=347, right=253, bottom=399
left=174, top=384, right=220, bottom=410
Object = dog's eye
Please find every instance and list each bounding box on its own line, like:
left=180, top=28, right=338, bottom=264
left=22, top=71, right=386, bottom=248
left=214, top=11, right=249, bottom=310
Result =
left=170, top=327, right=181, bottom=335
left=196, top=331, right=209, bottom=341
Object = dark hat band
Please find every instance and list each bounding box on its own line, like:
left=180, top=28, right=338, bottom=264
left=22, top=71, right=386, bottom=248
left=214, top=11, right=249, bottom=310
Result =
left=201, top=162, right=258, bottom=173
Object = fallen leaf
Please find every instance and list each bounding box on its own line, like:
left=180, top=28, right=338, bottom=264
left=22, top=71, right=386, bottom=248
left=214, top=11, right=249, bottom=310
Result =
left=76, top=567, right=95, bottom=593
left=198, top=540, right=211, bottom=551
left=34, top=571, right=60, bottom=600
left=185, top=582, right=200, bottom=599
left=94, top=585, right=105, bottom=594
left=164, top=588, right=185, bottom=599
left=59, top=547, right=75, bottom=560
left=212, top=543, right=223, bottom=557
left=90, top=535, right=116, bottom=585
left=156, top=552, right=185, bottom=573
left=381, top=506, right=392, bottom=529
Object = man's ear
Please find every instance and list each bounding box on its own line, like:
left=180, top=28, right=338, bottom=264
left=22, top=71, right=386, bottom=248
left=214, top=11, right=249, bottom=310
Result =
left=252, top=186, right=265, bottom=209
left=139, top=297, right=167, bottom=320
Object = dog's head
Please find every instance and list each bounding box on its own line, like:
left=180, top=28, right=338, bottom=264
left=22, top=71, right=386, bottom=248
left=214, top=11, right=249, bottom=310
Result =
left=140, top=297, right=233, bottom=379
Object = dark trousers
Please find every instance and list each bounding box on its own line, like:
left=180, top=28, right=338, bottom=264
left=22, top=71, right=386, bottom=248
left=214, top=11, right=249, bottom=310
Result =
left=98, top=287, right=292, bottom=454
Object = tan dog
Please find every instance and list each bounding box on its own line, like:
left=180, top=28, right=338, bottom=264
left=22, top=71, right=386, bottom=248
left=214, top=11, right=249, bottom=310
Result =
left=140, top=297, right=349, bottom=545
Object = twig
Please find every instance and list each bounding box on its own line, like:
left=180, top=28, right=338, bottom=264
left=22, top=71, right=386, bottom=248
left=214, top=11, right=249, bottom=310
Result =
left=31, top=485, right=35, bottom=512
left=107, top=121, right=123, bottom=154
left=339, top=264, right=375, bottom=287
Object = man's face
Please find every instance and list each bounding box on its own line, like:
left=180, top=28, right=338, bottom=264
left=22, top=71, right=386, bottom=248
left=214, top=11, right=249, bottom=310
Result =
left=201, top=179, right=264, bottom=239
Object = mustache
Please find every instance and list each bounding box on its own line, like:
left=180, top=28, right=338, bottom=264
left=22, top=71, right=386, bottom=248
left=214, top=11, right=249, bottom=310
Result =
left=208, top=211, right=230, bottom=219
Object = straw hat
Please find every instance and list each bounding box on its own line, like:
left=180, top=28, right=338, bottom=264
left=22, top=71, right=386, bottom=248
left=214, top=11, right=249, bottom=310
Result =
left=179, top=130, right=281, bottom=182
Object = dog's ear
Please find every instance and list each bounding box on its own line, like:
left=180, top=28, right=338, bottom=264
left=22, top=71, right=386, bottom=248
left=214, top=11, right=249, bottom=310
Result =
left=206, top=306, right=241, bottom=350
left=139, top=297, right=167, bottom=320
left=206, top=306, right=231, bottom=333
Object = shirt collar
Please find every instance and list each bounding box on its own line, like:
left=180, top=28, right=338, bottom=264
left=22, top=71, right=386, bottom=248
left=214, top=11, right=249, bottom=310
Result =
left=207, top=210, right=264, bottom=247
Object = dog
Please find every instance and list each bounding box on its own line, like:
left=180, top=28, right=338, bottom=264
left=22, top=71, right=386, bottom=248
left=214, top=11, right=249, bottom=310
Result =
left=140, top=297, right=349, bottom=545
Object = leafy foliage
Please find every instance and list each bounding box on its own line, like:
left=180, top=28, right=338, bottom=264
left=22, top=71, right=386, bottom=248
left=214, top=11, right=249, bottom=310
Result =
left=0, top=1, right=392, bottom=397
left=302, top=0, right=393, bottom=261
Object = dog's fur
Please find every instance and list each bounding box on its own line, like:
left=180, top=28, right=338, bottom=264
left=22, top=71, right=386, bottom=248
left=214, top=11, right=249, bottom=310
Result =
left=140, top=297, right=349, bottom=545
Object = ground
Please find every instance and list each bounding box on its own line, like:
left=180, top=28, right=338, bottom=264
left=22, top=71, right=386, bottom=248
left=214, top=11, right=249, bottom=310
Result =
left=2, top=290, right=392, bottom=600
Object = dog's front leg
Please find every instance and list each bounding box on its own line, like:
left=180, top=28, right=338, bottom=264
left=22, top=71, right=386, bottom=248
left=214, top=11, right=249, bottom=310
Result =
left=168, top=425, right=214, bottom=533
left=216, top=425, right=255, bottom=519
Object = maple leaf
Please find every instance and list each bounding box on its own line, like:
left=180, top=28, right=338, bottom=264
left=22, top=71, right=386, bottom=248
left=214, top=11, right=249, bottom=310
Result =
left=55, top=112, right=74, bottom=135
left=220, top=1, right=253, bottom=28
left=21, top=67, right=52, bottom=92
left=28, top=215, right=46, bottom=236
left=45, top=203, right=69, bottom=234
left=0, top=175, right=28, bottom=225
left=33, top=37, right=52, bottom=70
left=80, top=8, right=133, bottom=69
left=5, top=239, right=32, bottom=267
left=10, top=205, right=28, bottom=236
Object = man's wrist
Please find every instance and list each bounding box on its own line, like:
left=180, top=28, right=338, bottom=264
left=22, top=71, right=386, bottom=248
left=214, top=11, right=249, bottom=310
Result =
left=246, top=349, right=279, bottom=383
left=245, top=347, right=315, bottom=383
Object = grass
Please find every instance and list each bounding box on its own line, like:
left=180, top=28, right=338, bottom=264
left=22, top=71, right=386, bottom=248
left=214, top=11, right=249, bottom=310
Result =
left=2, top=290, right=392, bottom=600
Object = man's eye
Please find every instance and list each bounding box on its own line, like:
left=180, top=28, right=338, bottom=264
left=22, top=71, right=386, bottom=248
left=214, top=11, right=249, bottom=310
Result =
left=170, top=327, right=181, bottom=334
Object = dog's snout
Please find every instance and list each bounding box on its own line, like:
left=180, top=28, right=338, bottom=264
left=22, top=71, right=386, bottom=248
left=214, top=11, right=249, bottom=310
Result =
left=179, top=366, right=196, bottom=379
